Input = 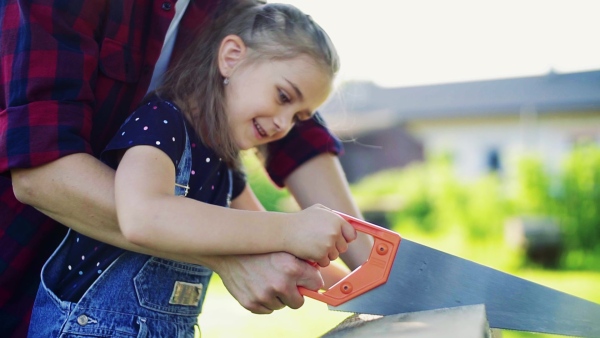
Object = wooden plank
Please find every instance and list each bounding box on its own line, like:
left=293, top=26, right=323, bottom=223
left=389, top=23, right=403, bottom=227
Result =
left=321, top=304, right=502, bottom=338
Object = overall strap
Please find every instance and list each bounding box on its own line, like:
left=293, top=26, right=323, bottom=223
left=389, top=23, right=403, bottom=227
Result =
left=174, top=115, right=233, bottom=204
left=174, top=118, right=192, bottom=197
left=226, top=169, right=233, bottom=207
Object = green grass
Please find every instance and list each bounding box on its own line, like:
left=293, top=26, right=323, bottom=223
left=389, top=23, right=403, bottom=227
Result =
left=200, top=274, right=351, bottom=338
left=397, top=227, right=600, bottom=338
left=500, top=270, right=600, bottom=338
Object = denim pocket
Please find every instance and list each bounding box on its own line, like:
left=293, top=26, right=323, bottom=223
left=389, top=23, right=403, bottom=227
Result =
left=134, top=258, right=212, bottom=316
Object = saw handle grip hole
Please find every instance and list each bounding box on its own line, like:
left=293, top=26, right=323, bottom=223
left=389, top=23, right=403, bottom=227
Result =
left=299, top=211, right=401, bottom=307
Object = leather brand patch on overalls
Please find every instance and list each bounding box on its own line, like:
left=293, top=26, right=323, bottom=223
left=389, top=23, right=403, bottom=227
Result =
left=169, top=281, right=204, bottom=306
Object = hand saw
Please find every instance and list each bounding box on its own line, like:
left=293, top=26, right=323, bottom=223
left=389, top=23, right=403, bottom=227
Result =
left=299, top=211, right=600, bottom=337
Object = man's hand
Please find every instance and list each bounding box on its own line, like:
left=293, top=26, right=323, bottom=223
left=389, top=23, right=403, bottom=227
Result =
left=214, top=252, right=323, bottom=314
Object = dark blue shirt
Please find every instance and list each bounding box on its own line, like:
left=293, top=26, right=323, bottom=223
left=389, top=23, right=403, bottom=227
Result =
left=55, top=97, right=245, bottom=301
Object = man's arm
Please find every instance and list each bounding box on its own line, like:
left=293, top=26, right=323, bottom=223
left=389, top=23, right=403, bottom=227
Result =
left=11, top=153, right=219, bottom=263
left=11, top=153, right=209, bottom=259
left=11, top=154, right=324, bottom=314
left=12, top=154, right=129, bottom=250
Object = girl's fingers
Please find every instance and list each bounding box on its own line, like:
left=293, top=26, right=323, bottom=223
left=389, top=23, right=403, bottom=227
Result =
left=335, top=235, right=348, bottom=255
left=328, top=249, right=339, bottom=261
left=316, top=256, right=330, bottom=267
left=341, top=221, right=357, bottom=243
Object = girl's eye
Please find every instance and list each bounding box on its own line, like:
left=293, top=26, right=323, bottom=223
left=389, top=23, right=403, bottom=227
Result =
left=278, top=89, right=290, bottom=103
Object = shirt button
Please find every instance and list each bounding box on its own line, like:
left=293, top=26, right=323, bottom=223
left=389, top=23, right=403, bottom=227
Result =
left=77, top=314, right=89, bottom=326
left=161, top=2, right=172, bottom=11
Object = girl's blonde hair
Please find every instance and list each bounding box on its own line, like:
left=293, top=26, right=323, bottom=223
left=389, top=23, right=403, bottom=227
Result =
left=156, top=1, right=340, bottom=169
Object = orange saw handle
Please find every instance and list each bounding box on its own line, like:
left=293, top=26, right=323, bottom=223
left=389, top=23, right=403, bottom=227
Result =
left=299, top=210, right=401, bottom=307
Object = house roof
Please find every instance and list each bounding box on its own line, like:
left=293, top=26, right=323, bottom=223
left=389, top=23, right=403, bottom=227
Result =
left=321, top=70, right=600, bottom=124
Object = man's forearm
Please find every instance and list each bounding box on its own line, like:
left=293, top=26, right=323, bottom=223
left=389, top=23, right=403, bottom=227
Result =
left=12, top=153, right=120, bottom=241
left=10, top=152, right=219, bottom=267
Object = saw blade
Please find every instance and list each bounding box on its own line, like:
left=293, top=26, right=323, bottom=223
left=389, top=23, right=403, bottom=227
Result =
left=330, top=239, right=600, bottom=337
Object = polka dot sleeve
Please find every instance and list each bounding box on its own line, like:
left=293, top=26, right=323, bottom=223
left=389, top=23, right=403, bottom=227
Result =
left=101, top=99, right=187, bottom=169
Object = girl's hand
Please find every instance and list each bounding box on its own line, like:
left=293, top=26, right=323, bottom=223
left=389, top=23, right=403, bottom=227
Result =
left=285, top=204, right=357, bottom=267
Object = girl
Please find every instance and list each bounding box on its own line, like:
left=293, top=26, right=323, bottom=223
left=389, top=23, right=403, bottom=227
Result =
left=28, top=2, right=355, bottom=337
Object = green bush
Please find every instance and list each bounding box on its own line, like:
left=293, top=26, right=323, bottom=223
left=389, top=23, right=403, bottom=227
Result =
left=509, top=144, right=600, bottom=268
left=350, top=145, right=600, bottom=270
left=558, top=144, right=600, bottom=251
left=351, top=162, right=437, bottom=232
left=241, top=144, right=600, bottom=269
left=511, top=156, right=553, bottom=215
left=242, top=152, right=290, bottom=212
left=352, top=154, right=509, bottom=240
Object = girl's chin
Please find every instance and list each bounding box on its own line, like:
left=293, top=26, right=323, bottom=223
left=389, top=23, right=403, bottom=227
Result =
left=237, top=136, right=268, bottom=150
left=236, top=140, right=257, bottom=150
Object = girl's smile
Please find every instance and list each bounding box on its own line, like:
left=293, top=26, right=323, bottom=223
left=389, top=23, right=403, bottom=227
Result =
left=253, top=118, right=268, bottom=138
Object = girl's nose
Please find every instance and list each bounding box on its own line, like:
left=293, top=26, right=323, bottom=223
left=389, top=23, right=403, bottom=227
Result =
left=273, top=110, right=293, bottom=133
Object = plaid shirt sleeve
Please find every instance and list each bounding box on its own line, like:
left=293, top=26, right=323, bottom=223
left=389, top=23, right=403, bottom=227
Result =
left=0, top=0, right=181, bottom=171
left=0, top=1, right=103, bottom=172
left=264, top=112, right=344, bottom=187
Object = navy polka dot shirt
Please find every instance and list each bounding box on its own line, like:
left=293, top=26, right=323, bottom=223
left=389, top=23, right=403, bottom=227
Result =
left=55, top=96, right=246, bottom=301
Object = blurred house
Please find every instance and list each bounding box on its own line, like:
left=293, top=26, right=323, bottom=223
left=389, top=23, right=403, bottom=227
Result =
left=320, top=70, right=600, bottom=182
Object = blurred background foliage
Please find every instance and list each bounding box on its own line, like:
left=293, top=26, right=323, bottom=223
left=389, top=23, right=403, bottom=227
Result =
left=348, top=143, right=600, bottom=271
left=240, top=143, right=600, bottom=280
left=202, top=146, right=600, bottom=338
left=245, top=143, right=600, bottom=270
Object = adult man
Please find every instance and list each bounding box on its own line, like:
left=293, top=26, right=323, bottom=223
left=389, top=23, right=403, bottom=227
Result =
left=0, top=0, right=371, bottom=336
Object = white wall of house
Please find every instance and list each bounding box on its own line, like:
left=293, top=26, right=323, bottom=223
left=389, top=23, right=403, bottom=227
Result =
left=406, top=111, right=600, bottom=181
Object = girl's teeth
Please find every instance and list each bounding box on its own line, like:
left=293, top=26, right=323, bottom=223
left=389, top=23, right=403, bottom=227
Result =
left=254, top=120, right=266, bottom=137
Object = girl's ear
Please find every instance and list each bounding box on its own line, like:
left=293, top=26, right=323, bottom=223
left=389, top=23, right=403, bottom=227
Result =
left=218, top=35, right=247, bottom=78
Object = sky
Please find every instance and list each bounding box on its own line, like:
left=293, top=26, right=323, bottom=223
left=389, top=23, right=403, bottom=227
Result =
left=277, top=0, right=600, bottom=88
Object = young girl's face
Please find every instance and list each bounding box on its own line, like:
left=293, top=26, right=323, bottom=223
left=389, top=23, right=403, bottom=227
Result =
left=224, top=54, right=332, bottom=150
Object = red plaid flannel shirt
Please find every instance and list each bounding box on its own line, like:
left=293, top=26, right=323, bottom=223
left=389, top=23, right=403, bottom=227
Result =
left=0, top=0, right=342, bottom=335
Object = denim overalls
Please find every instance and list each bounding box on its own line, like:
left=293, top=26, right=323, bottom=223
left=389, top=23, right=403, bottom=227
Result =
left=28, top=121, right=232, bottom=337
